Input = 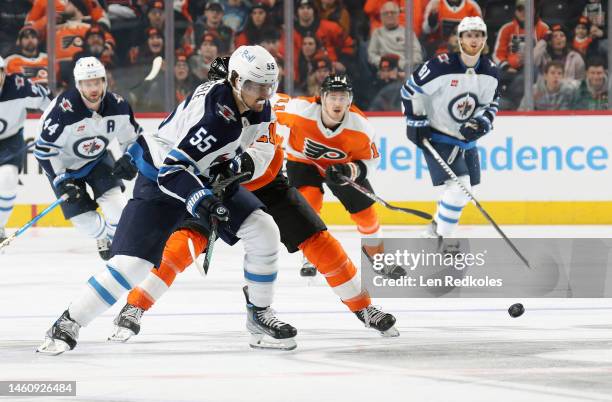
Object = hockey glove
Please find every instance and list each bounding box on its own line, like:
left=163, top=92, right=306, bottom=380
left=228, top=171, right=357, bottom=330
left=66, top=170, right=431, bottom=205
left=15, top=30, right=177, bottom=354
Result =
left=112, top=154, right=139, bottom=180
left=325, top=161, right=366, bottom=185
left=186, top=188, right=230, bottom=225
left=56, top=179, right=84, bottom=203
left=459, top=115, right=492, bottom=142
left=239, top=152, right=255, bottom=181
left=405, top=116, right=431, bottom=148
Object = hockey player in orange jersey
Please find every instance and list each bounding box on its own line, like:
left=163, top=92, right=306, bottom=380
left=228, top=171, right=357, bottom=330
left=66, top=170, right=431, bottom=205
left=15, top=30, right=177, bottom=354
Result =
left=276, top=73, right=406, bottom=279
left=107, top=57, right=400, bottom=344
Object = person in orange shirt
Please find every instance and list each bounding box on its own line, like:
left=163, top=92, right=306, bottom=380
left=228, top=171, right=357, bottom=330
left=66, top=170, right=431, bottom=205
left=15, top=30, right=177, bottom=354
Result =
left=573, top=16, right=593, bottom=56
left=493, top=0, right=548, bottom=109
left=493, top=0, right=549, bottom=72
left=26, top=0, right=110, bottom=35
left=5, top=26, right=49, bottom=85
left=422, top=0, right=482, bottom=55
left=364, top=0, right=428, bottom=36
left=106, top=57, right=400, bottom=343
left=277, top=73, right=406, bottom=278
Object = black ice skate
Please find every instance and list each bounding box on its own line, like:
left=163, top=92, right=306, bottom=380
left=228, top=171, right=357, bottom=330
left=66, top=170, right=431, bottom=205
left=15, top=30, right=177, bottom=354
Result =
left=300, top=256, right=317, bottom=277
left=355, top=305, right=400, bottom=337
left=36, top=310, right=81, bottom=355
left=243, top=286, right=297, bottom=350
left=361, top=246, right=407, bottom=279
left=108, top=303, right=144, bottom=342
left=97, top=238, right=112, bottom=261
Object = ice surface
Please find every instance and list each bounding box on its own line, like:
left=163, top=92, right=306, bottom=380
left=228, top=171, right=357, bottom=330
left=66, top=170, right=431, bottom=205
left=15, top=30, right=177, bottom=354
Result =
left=1, top=226, right=611, bottom=402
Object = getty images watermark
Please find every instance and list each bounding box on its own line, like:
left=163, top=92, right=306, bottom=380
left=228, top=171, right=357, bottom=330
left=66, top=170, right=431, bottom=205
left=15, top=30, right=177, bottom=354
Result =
left=371, top=248, right=503, bottom=288
left=362, top=238, right=612, bottom=298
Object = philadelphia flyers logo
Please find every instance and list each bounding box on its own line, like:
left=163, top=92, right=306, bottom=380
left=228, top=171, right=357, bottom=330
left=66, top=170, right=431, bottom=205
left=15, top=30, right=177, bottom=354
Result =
left=303, top=139, right=346, bottom=160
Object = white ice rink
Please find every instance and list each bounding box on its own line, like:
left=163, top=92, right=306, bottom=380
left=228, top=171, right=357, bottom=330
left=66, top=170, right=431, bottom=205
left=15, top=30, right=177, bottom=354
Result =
left=1, top=225, right=612, bottom=402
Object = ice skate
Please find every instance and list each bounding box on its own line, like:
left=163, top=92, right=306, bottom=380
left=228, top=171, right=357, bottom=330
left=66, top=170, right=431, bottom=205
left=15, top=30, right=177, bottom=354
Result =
left=0, top=227, right=6, bottom=243
left=421, top=221, right=461, bottom=255
left=243, top=286, right=297, bottom=350
left=97, top=238, right=112, bottom=261
left=361, top=245, right=407, bottom=279
left=108, top=303, right=144, bottom=342
left=36, top=310, right=80, bottom=355
left=300, top=256, right=317, bottom=277
left=355, top=305, right=399, bottom=337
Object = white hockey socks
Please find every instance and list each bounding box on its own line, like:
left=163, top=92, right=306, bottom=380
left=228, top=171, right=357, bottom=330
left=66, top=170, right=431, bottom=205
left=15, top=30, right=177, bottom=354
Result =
left=97, top=187, right=127, bottom=241
left=238, top=209, right=280, bottom=308
left=69, top=256, right=152, bottom=326
left=0, top=165, right=19, bottom=229
left=434, top=175, right=471, bottom=237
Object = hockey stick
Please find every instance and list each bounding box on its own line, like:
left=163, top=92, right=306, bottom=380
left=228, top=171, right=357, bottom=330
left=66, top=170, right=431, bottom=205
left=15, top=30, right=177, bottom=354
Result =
left=191, top=172, right=252, bottom=276
left=422, top=138, right=531, bottom=269
left=338, top=175, right=432, bottom=220
left=310, top=160, right=432, bottom=220
left=0, top=194, right=67, bottom=251
left=128, top=56, right=163, bottom=90
left=0, top=141, right=36, bottom=166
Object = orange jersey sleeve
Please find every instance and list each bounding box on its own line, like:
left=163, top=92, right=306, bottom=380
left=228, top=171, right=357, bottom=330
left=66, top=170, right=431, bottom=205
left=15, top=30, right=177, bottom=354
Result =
left=4, top=54, right=49, bottom=84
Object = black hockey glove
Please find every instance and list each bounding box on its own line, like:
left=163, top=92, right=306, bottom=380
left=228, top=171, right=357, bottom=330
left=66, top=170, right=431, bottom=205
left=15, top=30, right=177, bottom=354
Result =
left=325, top=161, right=366, bottom=185
left=56, top=179, right=84, bottom=203
left=112, top=154, right=139, bottom=180
left=187, top=188, right=230, bottom=225
left=239, top=152, right=255, bottom=181
left=406, top=116, right=431, bottom=148
left=459, top=115, right=492, bottom=142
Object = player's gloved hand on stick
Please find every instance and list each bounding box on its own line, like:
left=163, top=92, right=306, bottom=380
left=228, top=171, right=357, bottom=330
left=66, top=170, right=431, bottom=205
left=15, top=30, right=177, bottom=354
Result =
left=239, top=152, right=255, bottom=181
left=56, top=179, right=84, bottom=203
left=459, top=115, right=491, bottom=141
left=405, top=116, right=431, bottom=148
left=325, top=162, right=361, bottom=185
left=112, top=154, right=139, bottom=180
left=187, top=188, right=230, bottom=225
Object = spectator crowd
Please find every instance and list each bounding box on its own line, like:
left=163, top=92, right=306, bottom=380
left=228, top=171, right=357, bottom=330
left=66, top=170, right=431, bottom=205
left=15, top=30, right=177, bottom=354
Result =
left=0, top=0, right=608, bottom=112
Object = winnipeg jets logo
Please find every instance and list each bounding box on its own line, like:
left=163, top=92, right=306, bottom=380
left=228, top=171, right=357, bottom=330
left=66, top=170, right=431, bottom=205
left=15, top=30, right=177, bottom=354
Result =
left=60, top=98, right=74, bottom=113
left=303, top=139, right=346, bottom=160
left=448, top=93, right=478, bottom=123
left=73, top=137, right=109, bottom=159
left=14, top=76, right=25, bottom=90
left=113, top=93, right=124, bottom=103
left=216, top=103, right=237, bottom=123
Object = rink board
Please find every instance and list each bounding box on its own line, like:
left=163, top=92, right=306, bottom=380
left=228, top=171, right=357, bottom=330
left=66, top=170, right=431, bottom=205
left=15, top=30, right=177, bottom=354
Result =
left=7, top=114, right=612, bottom=226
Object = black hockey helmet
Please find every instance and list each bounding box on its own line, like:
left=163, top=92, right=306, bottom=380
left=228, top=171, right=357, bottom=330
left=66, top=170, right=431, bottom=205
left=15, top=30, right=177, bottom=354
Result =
left=320, top=73, right=353, bottom=95
left=208, top=56, right=230, bottom=81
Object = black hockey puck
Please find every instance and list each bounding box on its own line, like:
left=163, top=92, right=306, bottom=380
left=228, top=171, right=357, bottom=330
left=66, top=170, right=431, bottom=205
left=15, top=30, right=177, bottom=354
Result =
left=508, top=303, right=525, bottom=318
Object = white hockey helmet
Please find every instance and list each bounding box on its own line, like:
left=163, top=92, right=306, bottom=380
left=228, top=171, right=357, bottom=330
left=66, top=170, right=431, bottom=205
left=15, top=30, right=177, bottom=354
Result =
left=228, top=45, right=278, bottom=99
left=74, top=56, right=106, bottom=83
left=0, top=56, right=5, bottom=70
left=458, top=16, right=487, bottom=37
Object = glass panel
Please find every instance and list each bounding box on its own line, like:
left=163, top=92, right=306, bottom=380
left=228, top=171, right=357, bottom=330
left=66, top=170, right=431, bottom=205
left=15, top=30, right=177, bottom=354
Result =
left=526, top=0, right=607, bottom=111
left=0, top=2, right=49, bottom=88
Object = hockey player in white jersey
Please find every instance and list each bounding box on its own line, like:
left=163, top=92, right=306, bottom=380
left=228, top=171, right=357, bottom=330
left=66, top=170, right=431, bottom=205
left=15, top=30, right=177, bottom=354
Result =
left=34, top=57, right=141, bottom=260
left=37, top=46, right=297, bottom=355
left=0, top=55, right=51, bottom=242
left=401, top=16, right=500, bottom=240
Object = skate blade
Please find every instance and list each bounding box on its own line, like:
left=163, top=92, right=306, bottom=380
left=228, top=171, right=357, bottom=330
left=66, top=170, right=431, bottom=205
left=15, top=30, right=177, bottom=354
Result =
left=107, top=326, right=135, bottom=343
left=36, top=338, right=71, bottom=355
left=379, top=326, right=400, bottom=338
left=249, top=333, right=297, bottom=351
